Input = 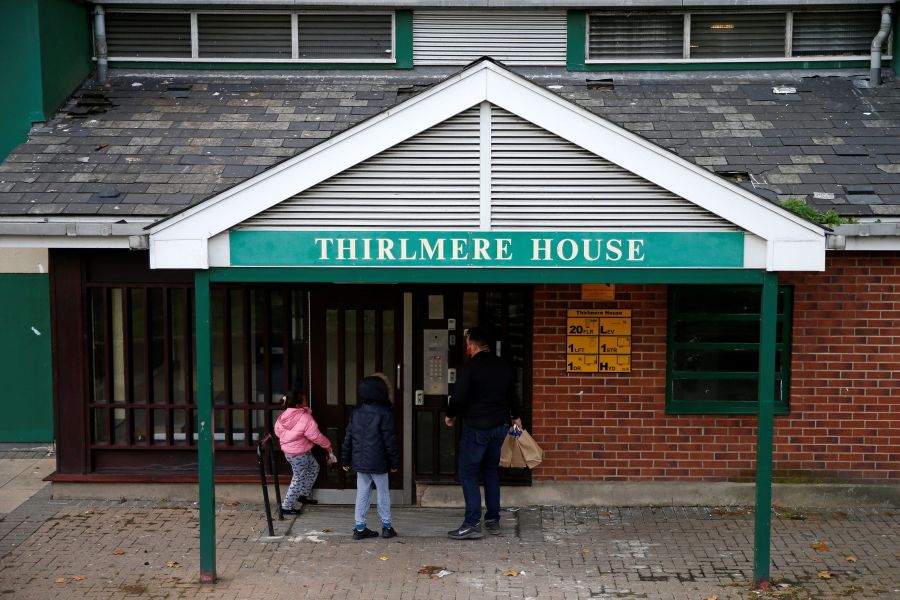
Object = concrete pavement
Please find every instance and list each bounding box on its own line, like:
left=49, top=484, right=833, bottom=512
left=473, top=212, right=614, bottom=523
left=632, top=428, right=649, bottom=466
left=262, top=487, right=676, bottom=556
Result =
left=0, top=452, right=897, bottom=599
left=0, top=452, right=55, bottom=514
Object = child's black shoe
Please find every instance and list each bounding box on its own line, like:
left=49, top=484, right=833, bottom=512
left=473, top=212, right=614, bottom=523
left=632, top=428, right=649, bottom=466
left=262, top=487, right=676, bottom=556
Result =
left=299, top=496, right=318, bottom=505
left=353, top=527, right=379, bottom=540
left=381, top=527, right=397, bottom=539
left=280, top=507, right=301, bottom=516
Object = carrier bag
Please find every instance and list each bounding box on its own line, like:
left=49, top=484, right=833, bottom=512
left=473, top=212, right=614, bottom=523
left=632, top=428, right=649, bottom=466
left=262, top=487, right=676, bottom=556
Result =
left=499, top=426, right=543, bottom=469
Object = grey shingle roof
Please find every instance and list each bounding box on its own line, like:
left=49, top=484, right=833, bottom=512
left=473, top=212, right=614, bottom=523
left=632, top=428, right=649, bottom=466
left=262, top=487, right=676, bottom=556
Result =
left=1, top=68, right=898, bottom=220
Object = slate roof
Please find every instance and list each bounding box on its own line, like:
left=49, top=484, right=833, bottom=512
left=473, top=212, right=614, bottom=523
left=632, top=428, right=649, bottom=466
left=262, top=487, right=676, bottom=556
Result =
left=1, top=67, right=899, bottom=221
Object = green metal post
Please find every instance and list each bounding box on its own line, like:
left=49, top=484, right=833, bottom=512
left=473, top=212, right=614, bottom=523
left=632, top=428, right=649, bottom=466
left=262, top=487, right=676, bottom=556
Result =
left=753, top=271, right=778, bottom=586
left=194, top=270, right=217, bottom=583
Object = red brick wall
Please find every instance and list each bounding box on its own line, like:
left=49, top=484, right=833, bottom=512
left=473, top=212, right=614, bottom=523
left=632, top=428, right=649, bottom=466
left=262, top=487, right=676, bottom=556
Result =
left=531, top=252, right=900, bottom=483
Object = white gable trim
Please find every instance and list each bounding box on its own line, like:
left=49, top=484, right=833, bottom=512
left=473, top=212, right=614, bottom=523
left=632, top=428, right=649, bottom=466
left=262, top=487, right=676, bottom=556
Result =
left=150, top=59, right=824, bottom=271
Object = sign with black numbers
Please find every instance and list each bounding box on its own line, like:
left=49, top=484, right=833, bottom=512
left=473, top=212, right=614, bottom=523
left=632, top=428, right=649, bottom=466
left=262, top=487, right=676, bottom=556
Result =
left=566, top=308, right=632, bottom=373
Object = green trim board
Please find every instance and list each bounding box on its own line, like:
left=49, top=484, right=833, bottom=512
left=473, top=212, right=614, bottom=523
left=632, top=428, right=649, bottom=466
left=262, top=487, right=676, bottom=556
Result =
left=665, top=284, right=792, bottom=416
left=394, top=9, right=414, bottom=69
left=0, top=274, right=53, bottom=442
left=229, top=230, right=745, bottom=269
left=210, top=266, right=768, bottom=285
left=566, top=10, right=588, bottom=70
left=571, top=60, right=876, bottom=72
left=108, top=61, right=409, bottom=70
left=895, top=10, right=900, bottom=76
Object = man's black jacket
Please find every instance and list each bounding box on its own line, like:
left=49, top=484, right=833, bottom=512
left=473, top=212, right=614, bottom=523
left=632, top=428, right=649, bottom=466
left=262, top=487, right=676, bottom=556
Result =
left=447, top=350, right=521, bottom=429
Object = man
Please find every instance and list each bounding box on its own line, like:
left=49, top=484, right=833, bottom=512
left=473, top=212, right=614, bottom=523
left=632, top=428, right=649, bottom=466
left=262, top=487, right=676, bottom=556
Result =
left=444, top=327, right=522, bottom=540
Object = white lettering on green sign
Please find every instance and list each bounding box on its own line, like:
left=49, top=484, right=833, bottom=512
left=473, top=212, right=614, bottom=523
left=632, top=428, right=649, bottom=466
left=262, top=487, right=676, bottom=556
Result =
left=315, top=236, right=516, bottom=262
left=230, top=230, right=744, bottom=269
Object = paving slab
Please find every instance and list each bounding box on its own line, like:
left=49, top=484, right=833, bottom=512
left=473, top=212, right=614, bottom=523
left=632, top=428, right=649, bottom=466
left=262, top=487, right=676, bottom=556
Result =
left=0, top=458, right=55, bottom=514
left=0, top=492, right=897, bottom=600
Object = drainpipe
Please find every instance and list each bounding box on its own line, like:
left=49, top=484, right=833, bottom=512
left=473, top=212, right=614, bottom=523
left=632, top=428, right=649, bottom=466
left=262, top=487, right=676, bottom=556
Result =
left=94, top=5, right=108, bottom=84
left=869, top=5, right=892, bottom=86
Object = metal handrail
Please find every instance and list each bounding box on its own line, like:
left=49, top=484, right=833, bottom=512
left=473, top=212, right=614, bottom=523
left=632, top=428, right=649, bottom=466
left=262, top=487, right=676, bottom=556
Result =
left=256, top=433, right=284, bottom=536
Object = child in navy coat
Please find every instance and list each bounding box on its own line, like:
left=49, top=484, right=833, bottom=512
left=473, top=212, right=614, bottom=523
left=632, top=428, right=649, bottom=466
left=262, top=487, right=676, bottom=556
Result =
left=341, top=375, right=401, bottom=539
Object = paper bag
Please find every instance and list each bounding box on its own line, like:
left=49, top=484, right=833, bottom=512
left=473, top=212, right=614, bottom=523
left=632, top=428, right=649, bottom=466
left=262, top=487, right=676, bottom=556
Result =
left=517, top=429, right=543, bottom=469
left=499, top=428, right=543, bottom=469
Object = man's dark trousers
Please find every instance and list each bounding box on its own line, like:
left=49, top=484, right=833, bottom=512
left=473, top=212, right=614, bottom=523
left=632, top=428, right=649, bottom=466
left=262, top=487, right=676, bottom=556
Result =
left=458, top=423, right=508, bottom=526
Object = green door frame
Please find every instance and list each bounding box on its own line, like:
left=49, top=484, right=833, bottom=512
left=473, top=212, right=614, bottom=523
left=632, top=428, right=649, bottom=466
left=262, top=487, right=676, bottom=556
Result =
left=194, top=266, right=779, bottom=585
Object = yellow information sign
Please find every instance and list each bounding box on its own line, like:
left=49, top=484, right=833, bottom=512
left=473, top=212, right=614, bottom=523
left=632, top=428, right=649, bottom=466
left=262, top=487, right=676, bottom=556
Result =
left=566, top=308, right=632, bottom=373
left=598, top=336, right=631, bottom=354
left=565, top=354, right=598, bottom=372
left=598, top=356, right=631, bottom=373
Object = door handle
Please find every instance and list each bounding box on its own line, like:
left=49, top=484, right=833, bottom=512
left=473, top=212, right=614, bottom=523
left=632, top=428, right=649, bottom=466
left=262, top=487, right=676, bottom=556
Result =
left=396, top=362, right=402, bottom=390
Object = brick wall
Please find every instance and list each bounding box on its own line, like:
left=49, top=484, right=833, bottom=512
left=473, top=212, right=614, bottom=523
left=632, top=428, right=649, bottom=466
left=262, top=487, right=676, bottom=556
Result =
left=531, top=252, right=900, bottom=483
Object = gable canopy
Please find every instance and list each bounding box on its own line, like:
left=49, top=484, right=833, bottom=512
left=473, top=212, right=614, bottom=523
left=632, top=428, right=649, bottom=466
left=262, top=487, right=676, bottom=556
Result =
left=148, top=59, right=825, bottom=272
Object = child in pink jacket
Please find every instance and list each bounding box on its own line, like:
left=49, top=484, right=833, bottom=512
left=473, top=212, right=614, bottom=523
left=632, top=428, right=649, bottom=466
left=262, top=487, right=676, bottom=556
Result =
left=274, top=390, right=334, bottom=514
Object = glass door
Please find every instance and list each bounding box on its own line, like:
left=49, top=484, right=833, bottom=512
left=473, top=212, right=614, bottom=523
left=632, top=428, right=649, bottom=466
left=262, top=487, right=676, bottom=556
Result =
left=309, top=286, right=403, bottom=493
left=412, top=286, right=531, bottom=484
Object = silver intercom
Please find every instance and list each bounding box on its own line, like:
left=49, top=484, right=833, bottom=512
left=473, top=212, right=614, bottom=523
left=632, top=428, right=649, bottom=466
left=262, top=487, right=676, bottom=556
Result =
left=423, top=329, right=449, bottom=395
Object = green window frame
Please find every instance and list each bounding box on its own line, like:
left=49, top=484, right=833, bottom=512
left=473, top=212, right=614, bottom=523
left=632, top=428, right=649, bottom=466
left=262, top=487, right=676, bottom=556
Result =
left=666, top=284, right=792, bottom=415
left=568, top=8, right=891, bottom=72
left=102, top=10, right=413, bottom=70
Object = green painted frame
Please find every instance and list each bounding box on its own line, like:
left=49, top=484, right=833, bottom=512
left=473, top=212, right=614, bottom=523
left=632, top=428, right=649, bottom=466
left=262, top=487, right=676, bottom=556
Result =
left=196, top=264, right=779, bottom=586
left=109, top=10, right=413, bottom=71
left=209, top=267, right=768, bottom=285
left=665, top=284, right=793, bottom=416
left=567, top=9, right=890, bottom=72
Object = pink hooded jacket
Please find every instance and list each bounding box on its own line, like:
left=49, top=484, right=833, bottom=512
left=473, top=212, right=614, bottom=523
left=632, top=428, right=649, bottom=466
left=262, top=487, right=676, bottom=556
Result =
left=274, top=407, right=331, bottom=456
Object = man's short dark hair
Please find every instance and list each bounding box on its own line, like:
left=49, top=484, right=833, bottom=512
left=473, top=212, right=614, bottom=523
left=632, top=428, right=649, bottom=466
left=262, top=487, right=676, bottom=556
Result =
left=466, top=327, right=493, bottom=349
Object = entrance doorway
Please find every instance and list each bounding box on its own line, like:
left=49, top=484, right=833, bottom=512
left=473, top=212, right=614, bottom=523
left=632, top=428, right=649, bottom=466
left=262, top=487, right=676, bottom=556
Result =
left=309, top=286, right=404, bottom=503
left=412, top=286, right=531, bottom=485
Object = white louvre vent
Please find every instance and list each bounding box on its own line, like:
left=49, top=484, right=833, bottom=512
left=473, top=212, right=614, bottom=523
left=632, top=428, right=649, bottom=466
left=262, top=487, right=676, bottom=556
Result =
left=298, top=14, right=393, bottom=60
left=106, top=12, right=192, bottom=58
left=690, top=12, right=786, bottom=59
left=242, top=107, right=481, bottom=230
left=413, top=10, right=566, bottom=66
left=197, top=13, right=292, bottom=59
left=489, top=107, right=734, bottom=230
left=792, top=10, right=885, bottom=57
left=589, top=13, right=684, bottom=60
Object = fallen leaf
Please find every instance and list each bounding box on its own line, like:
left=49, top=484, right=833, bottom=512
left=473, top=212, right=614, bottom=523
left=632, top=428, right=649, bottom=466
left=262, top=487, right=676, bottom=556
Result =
left=581, top=548, right=590, bottom=554
left=165, top=561, right=181, bottom=568
left=845, top=555, right=858, bottom=562
left=418, top=566, right=445, bottom=575
left=112, top=549, right=126, bottom=555
left=54, top=578, right=66, bottom=584
left=811, top=542, right=830, bottom=552
left=224, top=502, right=238, bottom=507
left=322, top=528, right=332, bottom=533
left=379, top=555, right=389, bottom=561
left=501, top=569, right=519, bottom=577
left=817, top=571, right=832, bottom=579
left=703, top=595, right=718, bottom=600
left=498, top=555, right=509, bottom=561
left=72, top=576, right=85, bottom=582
